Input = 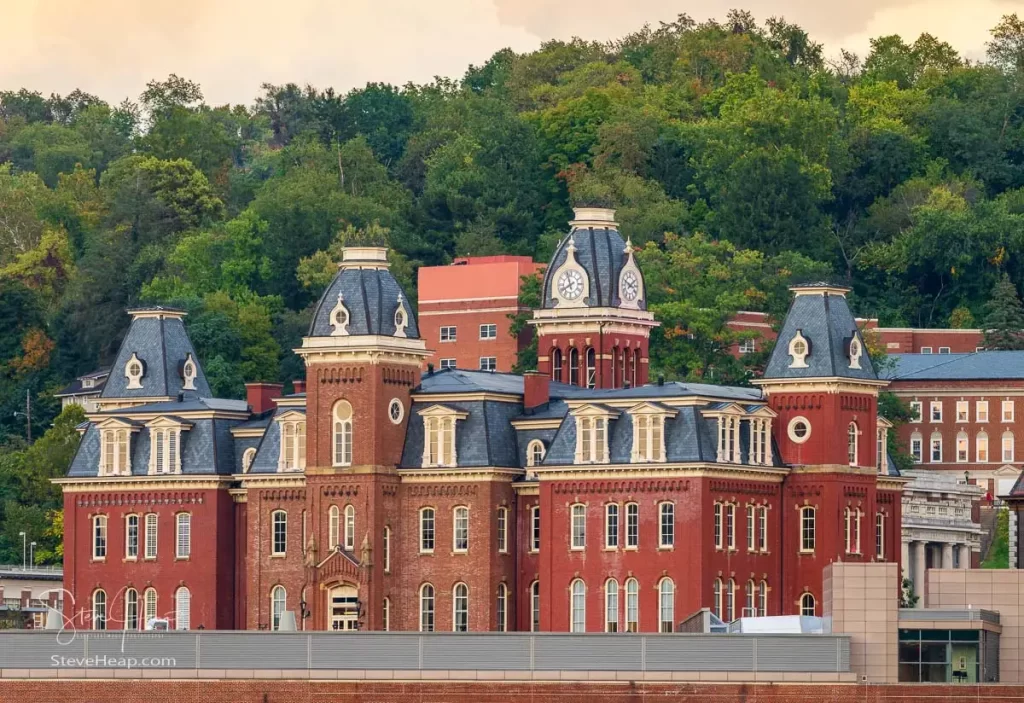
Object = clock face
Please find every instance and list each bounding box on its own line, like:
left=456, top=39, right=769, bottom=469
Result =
left=558, top=269, right=584, bottom=300
left=621, top=270, right=639, bottom=301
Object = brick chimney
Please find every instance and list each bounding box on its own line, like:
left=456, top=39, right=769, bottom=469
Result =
left=245, top=382, right=284, bottom=415
left=523, top=371, right=550, bottom=411
left=293, top=379, right=306, bottom=394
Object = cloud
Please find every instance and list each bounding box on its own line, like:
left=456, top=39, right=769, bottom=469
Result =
left=0, top=0, right=1019, bottom=105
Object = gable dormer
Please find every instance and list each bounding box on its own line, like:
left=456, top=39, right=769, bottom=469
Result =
left=627, top=401, right=676, bottom=463
left=417, top=404, right=470, bottom=468
left=275, top=409, right=307, bottom=472
left=701, top=402, right=747, bottom=464
left=145, top=416, right=193, bottom=475
left=570, top=403, right=619, bottom=464
left=95, top=417, right=142, bottom=476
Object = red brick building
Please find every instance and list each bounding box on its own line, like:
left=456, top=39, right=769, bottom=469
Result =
left=59, top=208, right=904, bottom=633
left=418, top=256, right=543, bottom=373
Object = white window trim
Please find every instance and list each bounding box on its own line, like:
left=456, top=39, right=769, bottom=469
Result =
left=439, top=358, right=457, bottom=370
left=479, top=356, right=497, bottom=371
left=271, top=510, right=287, bottom=556
left=1004, top=400, right=1016, bottom=422
left=605, top=579, right=619, bottom=632
left=419, top=406, right=467, bottom=468
left=573, top=405, right=617, bottom=464
left=977, top=432, right=989, bottom=463
left=125, top=514, right=139, bottom=560
left=344, top=505, right=355, bottom=551
left=419, top=507, right=436, bottom=554
left=439, top=326, right=457, bottom=343
left=452, top=583, right=469, bottom=632
left=144, top=513, right=158, bottom=560
left=800, top=506, right=816, bottom=553
left=453, top=506, right=469, bottom=553
left=658, top=501, right=675, bottom=548
left=930, top=401, right=943, bottom=423
left=175, top=512, right=191, bottom=559
left=605, top=503, right=619, bottom=549
left=419, top=584, right=435, bottom=632
left=478, top=323, right=498, bottom=340
left=625, top=502, right=639, bottom=549
left=98, top=422, right=135, bottom=477
left=977, top=400, right=989, bottom=423
left=570, top=503, right=586, bottom=550
left=497, top=507, right=508, bottom=553
left=909, top=401, right=922, bottom=423
left=930, top=434, right=943, bottom=463
left=92, top=515, right=107, bottom=560
left=530, top=505, right=540, bottom=553
left=332, top=400, right=353, bottom=467
left=277, top=413, right=306, bottom=472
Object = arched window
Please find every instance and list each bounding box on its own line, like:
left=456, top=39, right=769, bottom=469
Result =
left=585, top=347, right=596, bottom=389
left=175, top=587, right=191, bottom=630
left=242, top=447, right=256, bottom=473
left=530, top=581, right=540, bottom=632
left=420, top=584, right=435, bottom=632
left=625, top=578, right=639, bottom=632
left=344, top=505, right=355, bottom=551
left=1005, top=431, right=1016, bottom=462
left=800, top=506, right=815, bottom=552
left=745, top=580, right=755, bottom=617
left=633, top=348, right=641, bottom=387
left=570, top=503, right=586, bottom=549
left=551, top=348, right=563, bottom=382
left=848, top=422, right=858, bottom=466
left=92, top=589, right=106, bottom=630
left=725, top=578, right=735, bottom=622
left=570, top=579, right=586, bottom=632
left=271, top=585, right=287, bottom=630
left=271, top=510, right=287, bottom=555
left=800, top=592, right=816, bottom=616
left=329, top=505, right=340, bottom=548
left=383, top=526, right=391, bottom=572
left=930, top=432, right=943, bottom=462
left=611, top=347, right=619, bottom=388
left=280, top=420, right=306, bottom=471
left=144, top=588, right=157, bottom=626
left=496, top=583, right=508, bottom=632
left=333, top=400, right=353, bottom=467
left=605, top=579, right=619, bottom=632
left=758, top=580, right=768, bottom=617
left=621, top=349, right=629, bottom=387
left=713, top=578, right=723, bottom=619
left=420, top=507, right=435, bottom=553
left=569, top=348, right=580, bottom=386
left=527, top=440, right=546, bottom=467
left=93, top=515, right=107, bottom=560
left=453, top=506, right=469, bottom=552
left=977, top=432, right=989, bottom=462
left=659, top=578, right=675, bottom=632
left=176, top=512, right=191, bottom=559
left=956, top=431, right=969, bottom=462
left=453, top=583, right=469, bottom=632
left=125, top=588, right=139, bottom=631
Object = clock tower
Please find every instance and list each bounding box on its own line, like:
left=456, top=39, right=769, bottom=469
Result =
left=531, top=208, right=658, bottom=389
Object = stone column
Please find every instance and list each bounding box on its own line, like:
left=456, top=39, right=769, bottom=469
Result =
left=941, top=542, right=954, bottom=569
left=958, top=544, right=971, bottom=569
left=913, top=541, right=927, bottom=608
left=901, top=541, right=910, bottom=581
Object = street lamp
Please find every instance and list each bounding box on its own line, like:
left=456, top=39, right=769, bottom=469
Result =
left=29, top=542, right=36, bottom=567
left=18, top=532, right=25, bottom=570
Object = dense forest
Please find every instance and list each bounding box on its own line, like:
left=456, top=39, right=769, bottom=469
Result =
left=5, top=11, right=1024, bottom=564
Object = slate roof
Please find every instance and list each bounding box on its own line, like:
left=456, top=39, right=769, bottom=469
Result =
left=542, top=225, right=641, bottom=309
left=882, top=352, right=1024, bottom=381
left=248, top=406, right=306, bottom=474
left=309, top=267, right=420, bottom=338
left=101, top=312, right=212, bottom=399
left=93, top=398, right=249, bottom=415
left=1008, top=470, right=1024, bottom=498
left=763, top=289, right=877, bottom=381
left=400, top=400, right=522, bottom=469
left=56, top=367, right=110, bottom=397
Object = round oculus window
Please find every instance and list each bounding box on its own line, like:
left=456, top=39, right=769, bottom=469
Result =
left=388, top=398, right=404, bottom=424
left=788, top=416, right=811, bottom=443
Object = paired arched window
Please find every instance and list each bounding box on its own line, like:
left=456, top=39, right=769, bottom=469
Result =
left=280, top=420, right=306, bottom=471
left=551, top=348, right=563, bottom=382
left=848, top=422, right=858, bottom=466
left=420, top=584, right=435, bottom=632
left=100, top=429, right=131, bottom=475
left=271, top=585, right=287, bottom=630
left=92, top=589, right=106, bottom=630
left=569, top=348, right=580, bottom=386
left=605, top=579, right=619, bottom=632
left=175, top=587, right=191, bottom=630
left=496, top=583, right=508, bottom=632
left=333, top=400, right=353, bottom=467
left=585, top=347, right=596, bottom=389
left=746, top=580, right=756, bottom=617
left=125, top=588, right=139, bottom=630
left=625, top=578, right=639, bottom=632
left=453, top=583, right=469, bottom=632
left=344, top=505, right=355, bottom=551
left=329, top=505, right=340, bottom=548
left=527, top=440, right=546, bottom=467
left=800, top=592, right=816, bottom=616
left=530, top=581, right=541, bottom=632
left=570, top=579, right=586, bottom=632
left=659, top=578, right=675, bottom=633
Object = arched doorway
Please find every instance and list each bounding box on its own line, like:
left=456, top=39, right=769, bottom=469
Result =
left=327, top=584, right=359, bottom=631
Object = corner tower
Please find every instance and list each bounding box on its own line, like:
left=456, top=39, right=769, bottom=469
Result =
left=531, top=208, right=658, bottom=389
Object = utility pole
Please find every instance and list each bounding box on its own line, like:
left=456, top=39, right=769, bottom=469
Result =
left=25, top=389, right=31, bottom=443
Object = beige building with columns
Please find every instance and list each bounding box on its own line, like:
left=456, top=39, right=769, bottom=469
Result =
left=901, top=470, right=983, bottom=606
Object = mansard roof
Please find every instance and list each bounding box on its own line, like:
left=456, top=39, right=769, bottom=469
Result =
left=763, top=285, right=877, bottom=382
left=101, top=309, right=212, bottom=399
left=883, top=351, right=1024, bottom=381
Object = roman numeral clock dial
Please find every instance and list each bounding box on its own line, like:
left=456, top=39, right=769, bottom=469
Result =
left=558, top=270, right=584, bottom=301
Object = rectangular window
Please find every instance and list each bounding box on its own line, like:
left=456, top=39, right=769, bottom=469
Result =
left=757, top=506, right=768, bottom=552
left=800, top=508, right=815, bottom=552
left=605, top=504, right=619, bottom=549
left=956, top=401, right=969, bottom=422
left=746, top=505, right=755, bottom=551
left=957, top=435, right=968, bottom=462
left=439, top=358, right=456, bottom=370
left=1004, top=434, right=1015, bottom=463
left=531, top=583, right=540, bottom=632
left=738, top=338, right=756, bottom=354
left=909, top=401, right=922, bottom=423
left=145, top=513, right=158, bottom=559
left=454, top=507, right=469, bottom=552
left=93, top=516, right=107, bottom=559
left=383, top=527, right=391, bottom=573
left=930, top=436, right=942, bottom=462
left=271, top=512, right=287, bottom=555
left=439, top=326, right=456, bottom=342
left=175, top=513, right=191, bottom=559
left=939, top=346, right=951, bottom=354
left=479, top=323, right=497, bottom=340
left=125, top=515, right=139, bottom=559
left=420, top=508, right=435, bottom=553
left=625, top=503, right=639, bottom=548
left=977, top=401, right=989, bottom=423
left=726, top=503, right=736, bottom=549
left=978, top=434, right=989, bottom=462
left=714, top=502, right=723, bottom=549
left=921, top=347, right=933, bottom=354
left=625, top=580, right=638, bottom=632
left=659, top=502, right=674, bottom=547
left=930, top=401, right=942, bottom=422
left=571, top=504, right=586, bottom=550
left=497, top=507, right=508, bottom=553
left=911, top=436, right=923, bottom=463
left=479, top=357, right=497, bottom=371
left=530, top=506, right=540, bottom=552
left=1004, top=400, right=1015, bottom=422
left=875, top=513, right=884, bottom=560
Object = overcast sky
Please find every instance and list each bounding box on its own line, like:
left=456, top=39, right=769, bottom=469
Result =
left=3, top=0, right=1021, bottom=105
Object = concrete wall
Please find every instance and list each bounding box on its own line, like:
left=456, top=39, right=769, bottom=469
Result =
left=824, top=562, right=900, bottom=684
left=927, top=569, right=1024, bottom=683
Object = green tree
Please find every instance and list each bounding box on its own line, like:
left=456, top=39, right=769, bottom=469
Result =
left=982, top=273, right=1024, bottom=350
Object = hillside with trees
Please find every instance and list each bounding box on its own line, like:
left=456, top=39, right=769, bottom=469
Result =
left=4, top=11, right=1024, bottom=563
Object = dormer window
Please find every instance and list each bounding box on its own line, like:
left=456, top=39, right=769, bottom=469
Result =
left=181, top=354, right=197, bottom=390
left=418, top=405, right=468, bottom=468
left=788, top=331, right=810, bottom=369
left=100, top=427, right=132, bottom=476
left=717, top=415, right=741, bottom=463
left=329, top=294, right=350, bottom=336
left=526, top=440, right=546, bottom=467
left=125, top=353, right=145, bottom=389
left=394, top=294, right=409, bottom=338
left=572, top=405, right=617, bottom=464
left=848, top=337, right=863, bottom=369
left=748, top=414, right=774, bottom=465
left=278, top=415, right=306, bottom=471
left=82, top=378, right=95, bottom=389
left=629, top=403, right=673, bottom=463
left=146, top=418, right=191, bottom=475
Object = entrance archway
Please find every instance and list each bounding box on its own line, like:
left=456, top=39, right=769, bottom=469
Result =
left=327, top=584, right=359, bottom=631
